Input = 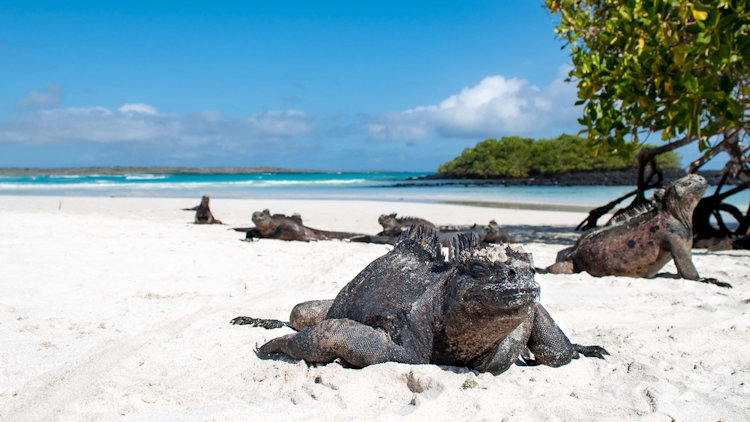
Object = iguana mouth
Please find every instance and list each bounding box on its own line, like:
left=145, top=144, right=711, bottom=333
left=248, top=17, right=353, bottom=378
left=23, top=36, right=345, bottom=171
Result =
left=464, top=285, right=539, bottom=311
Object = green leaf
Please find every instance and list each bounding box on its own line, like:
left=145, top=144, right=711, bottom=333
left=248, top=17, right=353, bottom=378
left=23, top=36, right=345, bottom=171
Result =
left=696, top=31, right=711, bottom=45
left=544, top=0, right=746, bottom=158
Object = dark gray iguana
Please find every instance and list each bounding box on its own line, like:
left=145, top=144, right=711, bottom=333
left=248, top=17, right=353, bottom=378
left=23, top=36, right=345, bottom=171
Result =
left=182, top=195, right=223, bottom=224
left=546, top=175, right=730, bottom=288
left=347, top=212, right=436, bottom=245
left=352, top=215, right=513, bottom=246
left=240, top=209, right=364, bottom=241
left=232, top=227, right=607, bottom=374
left=438, top=220, right=515, bottom=244
left=377, top=213, right=437, bottom=236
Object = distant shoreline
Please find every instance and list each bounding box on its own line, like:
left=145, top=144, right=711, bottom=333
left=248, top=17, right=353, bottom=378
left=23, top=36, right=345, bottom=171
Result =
left=421, top=168, right=735, bottom=187
left=0, top=166, right=390, bottom=177
left=0, top=166, right=737, bottom=187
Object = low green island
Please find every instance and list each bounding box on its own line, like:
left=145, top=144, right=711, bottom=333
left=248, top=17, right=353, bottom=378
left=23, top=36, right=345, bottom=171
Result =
left=436, top=134, right=681, bottom=179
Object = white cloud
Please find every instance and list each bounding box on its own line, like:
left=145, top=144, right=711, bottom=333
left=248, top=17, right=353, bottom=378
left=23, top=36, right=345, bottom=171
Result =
left=117, top=103, right=158, bottom=115
left=368, top=71, right=578, bottom=140
left=15, top=85, right=65, bottom=110
left=0, top=104, right=315, bottom=145
left=244, top=110, right=313, bottom=137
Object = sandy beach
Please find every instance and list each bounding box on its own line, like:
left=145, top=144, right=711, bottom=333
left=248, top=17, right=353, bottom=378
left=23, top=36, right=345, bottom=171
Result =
left=1, top=195, right=748, bottom=421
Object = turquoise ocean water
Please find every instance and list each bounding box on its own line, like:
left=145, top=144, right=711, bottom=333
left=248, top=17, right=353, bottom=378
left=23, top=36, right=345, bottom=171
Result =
left=0, top=172, right=747, bottom=209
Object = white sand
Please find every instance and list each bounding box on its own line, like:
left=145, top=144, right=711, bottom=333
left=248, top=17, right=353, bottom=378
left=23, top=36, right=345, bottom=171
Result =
left=0, top=195, right=748, bottom=421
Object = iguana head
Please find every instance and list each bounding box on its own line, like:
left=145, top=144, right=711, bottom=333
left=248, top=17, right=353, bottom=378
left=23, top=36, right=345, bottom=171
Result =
left=482, top=220, right=510, bottom=243
left=661, top=174, right=707, bottom=225
left=449, top=242, right=538, bottom=313
left=252, top=209, right=278, bottom=235
left=378, top=213, right=398, bottom=231
left=441, top=238, right=538, bottom=360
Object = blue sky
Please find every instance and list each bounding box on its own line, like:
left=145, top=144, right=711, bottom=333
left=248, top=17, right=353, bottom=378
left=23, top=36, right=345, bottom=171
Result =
left=0, top=1, right=624, bottom=170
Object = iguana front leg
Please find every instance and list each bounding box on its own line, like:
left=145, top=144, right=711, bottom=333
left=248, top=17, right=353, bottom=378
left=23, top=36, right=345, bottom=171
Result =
left=526, top=305, right=608, bottom=367
left=471, top=318, right=533, bottom=375
left=256, top=318, right=423, bottom=368
left=669, top=238, right=700, bottom=280
left=669, top=238, right=731, bottom=287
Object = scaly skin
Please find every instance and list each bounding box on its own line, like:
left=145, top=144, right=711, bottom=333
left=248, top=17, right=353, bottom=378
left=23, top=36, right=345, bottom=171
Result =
left=438, top=220, right=515, bottom=244
left=377, top=213, right=437, bottom=236
left=546, top=175, right=729, bottom=287
left=235, top=227, right=608, bottom=374
left=189, top=195, right=222, bottom=224
left=352, top=218, right=514, bottom=246
left=246, top=209, right=363, bottom=241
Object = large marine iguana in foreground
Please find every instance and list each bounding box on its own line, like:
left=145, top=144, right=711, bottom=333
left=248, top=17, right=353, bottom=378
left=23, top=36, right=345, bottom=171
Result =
left=546, top=175, right=730, bottom=288
left=182, top=195, right=222, bottom=224
left=232, top=227, right=607, bottom=374
left=240, top=209, right=364, bottom=241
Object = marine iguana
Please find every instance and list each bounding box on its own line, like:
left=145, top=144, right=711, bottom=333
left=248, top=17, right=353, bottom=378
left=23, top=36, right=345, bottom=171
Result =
left=377, top=213, right=437, bottom=236
left=347, top=212, right=434, bottom=245
left=438, top=220, right=515, bottom=244
left=242, top=209, right=364, bottom=241
left=546, top=175, right=730, bottom=287
left=351, top=216, right=513, bottom=245
left=183, top=195, right=222, bottom=224
left=233, top=227, right=607, bottom=374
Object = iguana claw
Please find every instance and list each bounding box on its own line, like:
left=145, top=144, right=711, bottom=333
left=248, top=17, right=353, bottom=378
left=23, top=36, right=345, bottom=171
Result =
left=574, top=344, right=610, bottom=359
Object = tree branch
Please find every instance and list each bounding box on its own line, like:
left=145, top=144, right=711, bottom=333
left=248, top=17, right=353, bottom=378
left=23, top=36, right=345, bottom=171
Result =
left=687, top=130, right=737, bottom=173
